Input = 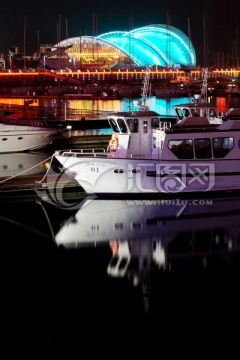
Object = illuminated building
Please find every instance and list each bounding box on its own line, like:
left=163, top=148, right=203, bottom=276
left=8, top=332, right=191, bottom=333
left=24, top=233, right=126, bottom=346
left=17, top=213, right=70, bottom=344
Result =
left=46, top=24, right=196, bottom=70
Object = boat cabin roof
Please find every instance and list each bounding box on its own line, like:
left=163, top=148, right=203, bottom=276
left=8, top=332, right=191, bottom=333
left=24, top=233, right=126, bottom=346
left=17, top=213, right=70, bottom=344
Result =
left=226, top=107, right=240, bottom=119
left=174, top=102, right=216, bottom=109
left=174, top=117, right=217, bottom=127
left=108, top=110, right=161, bottom=118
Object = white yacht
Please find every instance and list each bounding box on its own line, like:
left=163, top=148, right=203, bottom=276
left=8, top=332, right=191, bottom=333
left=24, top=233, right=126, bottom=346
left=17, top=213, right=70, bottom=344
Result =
left=0, top=122, right=70, bottom=153
left=54, top=69, right=240, bottom=196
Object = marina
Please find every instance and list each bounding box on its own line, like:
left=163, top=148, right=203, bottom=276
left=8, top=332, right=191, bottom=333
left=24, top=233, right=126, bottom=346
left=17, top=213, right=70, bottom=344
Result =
left=1, top=0, right=240, bottom=350
left=1, top=86, right=240, bottom=347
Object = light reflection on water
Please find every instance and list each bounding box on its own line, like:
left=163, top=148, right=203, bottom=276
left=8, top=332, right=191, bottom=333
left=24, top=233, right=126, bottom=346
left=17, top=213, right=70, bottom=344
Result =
left=2, top=94, right=238, bottom=120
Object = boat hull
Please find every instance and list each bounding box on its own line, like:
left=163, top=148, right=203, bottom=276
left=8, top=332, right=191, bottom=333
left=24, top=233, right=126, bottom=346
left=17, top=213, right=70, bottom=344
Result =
left=55, top=154, right=240, bottom=195
left=0, top=124, right=69, bottom=153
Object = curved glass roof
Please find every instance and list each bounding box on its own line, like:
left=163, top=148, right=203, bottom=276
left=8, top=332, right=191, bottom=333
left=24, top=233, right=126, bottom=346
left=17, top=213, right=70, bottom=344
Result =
left=56, top=24, right=196, bottom=68
left=98, top=25, right=196, bottom=67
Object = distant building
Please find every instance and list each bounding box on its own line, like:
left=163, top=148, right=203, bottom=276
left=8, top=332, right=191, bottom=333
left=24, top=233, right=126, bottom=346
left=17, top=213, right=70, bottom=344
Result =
left=40, top=24, right=196, bottom=70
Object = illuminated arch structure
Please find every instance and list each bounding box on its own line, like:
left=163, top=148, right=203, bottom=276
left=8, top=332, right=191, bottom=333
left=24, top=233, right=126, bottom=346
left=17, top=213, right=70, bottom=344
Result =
left=52, top=24, right=196, bottom=70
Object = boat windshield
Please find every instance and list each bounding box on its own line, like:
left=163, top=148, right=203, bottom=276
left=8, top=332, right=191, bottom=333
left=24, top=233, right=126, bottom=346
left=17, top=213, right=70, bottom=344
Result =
left=117, top=118, right=129, bottom=133
left=108, top=117, right=129, bottom=133
left=108, top=118, right=120, bottom=133
left=175, top=108, right=190, bottom=120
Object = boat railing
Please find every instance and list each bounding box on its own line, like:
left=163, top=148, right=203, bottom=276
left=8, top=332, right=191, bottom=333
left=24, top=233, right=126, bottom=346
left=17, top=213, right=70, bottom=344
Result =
left=56, top=149, right=162, bottom=160
left=56, top=148, right=107, bottom=157
left=159, top=121, right=172, bottom=132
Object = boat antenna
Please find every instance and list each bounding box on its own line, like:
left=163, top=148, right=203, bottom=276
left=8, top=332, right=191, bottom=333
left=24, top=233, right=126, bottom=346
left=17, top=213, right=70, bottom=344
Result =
left=140, top=67, right=151, bottom=110
left=199, top=67, right=208, bottom=102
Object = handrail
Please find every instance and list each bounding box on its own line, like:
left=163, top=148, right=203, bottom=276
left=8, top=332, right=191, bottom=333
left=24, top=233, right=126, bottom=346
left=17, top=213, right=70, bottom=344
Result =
left=57, top=150, right=162, bottom=160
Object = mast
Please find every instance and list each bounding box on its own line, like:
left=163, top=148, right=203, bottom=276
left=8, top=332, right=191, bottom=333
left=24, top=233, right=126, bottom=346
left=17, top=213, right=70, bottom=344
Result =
left=199, top=68, right=208, bottom=102
left=58, top=13, right=62, bottom=72
left=166, top=11, right=170, bottom=67
left=128, top=13, right=134, bottom=70
left=23, top=15, right=26, bottom=70
left=188, top=17, right=191, bottom=68
left=203, top=12, right=206, bottom=68
left=236, top=27, right=239, bottom=68
left=141, top=67, right=151, bottom=108
left=79, top=29, right=82, bottom=69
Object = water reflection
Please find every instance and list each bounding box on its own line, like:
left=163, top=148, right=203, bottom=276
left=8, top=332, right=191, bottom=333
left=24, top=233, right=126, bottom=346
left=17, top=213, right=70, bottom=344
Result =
left=1, top=194, right=240, bottom=344
left=1, top=95, right=234, bottom=120
left=0, top=151, right=50, bottom=178
left=55, top=195, right=240, bottom=285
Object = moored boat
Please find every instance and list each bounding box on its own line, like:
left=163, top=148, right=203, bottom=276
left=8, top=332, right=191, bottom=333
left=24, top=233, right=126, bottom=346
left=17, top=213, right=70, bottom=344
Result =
left=0, top=121, right=70, bottom=153
left=54, top=69, right=240, bottom=196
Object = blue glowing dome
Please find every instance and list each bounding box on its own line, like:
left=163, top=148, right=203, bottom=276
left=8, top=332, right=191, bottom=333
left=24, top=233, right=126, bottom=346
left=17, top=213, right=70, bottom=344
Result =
left=98, top=25, right=196, bottom=68
left=56, top=24, right=196, bottom=69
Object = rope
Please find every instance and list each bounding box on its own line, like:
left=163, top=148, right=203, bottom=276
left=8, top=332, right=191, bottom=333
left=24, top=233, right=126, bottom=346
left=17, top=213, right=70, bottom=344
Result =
left=35, top=154, right=54, bottom=183
left=36, top=200, right=55, bottom=240
left=0, top=154, right=53, bottom=184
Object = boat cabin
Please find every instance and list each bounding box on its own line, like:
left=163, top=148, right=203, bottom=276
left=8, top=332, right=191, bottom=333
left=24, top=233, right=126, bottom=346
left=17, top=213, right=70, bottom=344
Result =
left=174, top=102, right=223, bottom=125
left=107, top=108, right=170, bottom=157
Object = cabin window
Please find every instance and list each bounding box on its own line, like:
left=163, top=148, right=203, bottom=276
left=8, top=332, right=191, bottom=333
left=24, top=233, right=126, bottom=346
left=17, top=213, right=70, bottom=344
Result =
left=213, top=137, right=234, bottom=158
left=117, top=118, right=128, bottom=133
left=168, top=139, right=194, bottom=159
left=127, top=118, right=138, bottom=133
left=151, top=118, right=159, bottom=128
left=143, top=121, right=148, bottom=134
left=183, top=108, right=191, bottom=117
left=108, top=118, right=120, bottom=133
left=175, top=108, right=184, bottom=120
left=194, top=138, right=212, bottom=158
left=210, top=108, right=217, bottom=117
left=190, top=108, right=200, bottom=116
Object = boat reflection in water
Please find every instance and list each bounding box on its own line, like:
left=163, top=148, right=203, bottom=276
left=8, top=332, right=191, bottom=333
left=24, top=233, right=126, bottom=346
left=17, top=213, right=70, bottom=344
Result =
left=55, top=195, right=240, bottom=289
left=0, top=151, right=50, bottom=178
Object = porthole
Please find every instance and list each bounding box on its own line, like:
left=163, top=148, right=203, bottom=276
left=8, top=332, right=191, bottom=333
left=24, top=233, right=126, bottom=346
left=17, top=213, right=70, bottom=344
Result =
left=132, top=168, right=142, bottom=174
left=18, top=137, right=23, bottom=140
left=114, top=169, right=125, bottom=173
left=2, top=138, right=8, bottom=141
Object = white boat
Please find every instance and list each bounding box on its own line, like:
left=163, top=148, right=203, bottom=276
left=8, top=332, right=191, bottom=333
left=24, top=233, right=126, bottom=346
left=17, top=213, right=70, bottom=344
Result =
left=0, top=122, right=70, bottom=153
left=54, top=69, right=238, bottom=196
left=55, top=195, right=240, bottom=281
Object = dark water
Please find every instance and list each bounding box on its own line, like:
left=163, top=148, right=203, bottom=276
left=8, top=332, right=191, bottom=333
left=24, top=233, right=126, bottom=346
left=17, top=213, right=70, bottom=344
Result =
left=1, top=96, right=240, bottom=351
left=1, top=190, right=240, bottom=350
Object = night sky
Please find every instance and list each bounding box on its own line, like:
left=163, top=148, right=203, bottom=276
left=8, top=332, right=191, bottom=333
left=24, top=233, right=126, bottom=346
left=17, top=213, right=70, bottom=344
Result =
left=0, top=0, right=239, bottom=64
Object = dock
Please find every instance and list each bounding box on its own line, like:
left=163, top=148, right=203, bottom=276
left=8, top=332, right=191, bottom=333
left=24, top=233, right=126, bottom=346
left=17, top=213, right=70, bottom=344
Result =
left=0, top=171, right=84, bottom=200
left=0, top=133, right=112, bottom=200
